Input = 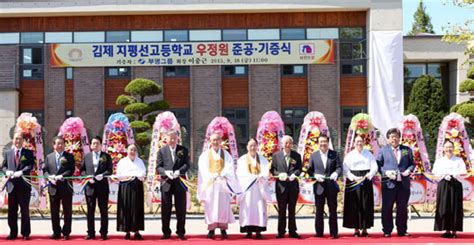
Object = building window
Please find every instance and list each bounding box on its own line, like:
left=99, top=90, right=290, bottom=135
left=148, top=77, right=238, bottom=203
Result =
left=164, top=30, right=188, bottom=42
left=281, top=28, right=305, bottom=40
left=189, top=30, right=221, bottom=41
left=20, top=32, right=44, bottom=44
left=341, top=106, right=367, bottom=144
left=222, top=29, right=247, bottom=41
left=74, top=32, right=105, bottom=43
left=131, top=30, right=163, bottom=42
left=248, top=29, right=279, bottom=40
left=65, top=110, right=74, bottom=119
left=340, top=27, right=366, bottom=76
left=45, top=32, right=73, bottom=43
left=223, top=108, right=248, bottom=156
left=169, top=109, right=191, bottom=149
left=164, top=66, right=189, bottom=77
left=0, top=32, right=20, bottom=44
left=306, top=28, right=339, bottom=39
left=282, top=108, right=307, bottom=141
left=404, top=63, right=449, bottom=108
left=106, top=31, right=130, bottom=43
left=66, top=67, right=73, bottom=80
left=223, top=65, right=247, bottom=76
left=282, top=65, right=306, bottom=76
left=106, top=67, right=130, bottom=78
left=21, top=47, right=43, bottom=80
left=21, top=66, right=44, bottom=80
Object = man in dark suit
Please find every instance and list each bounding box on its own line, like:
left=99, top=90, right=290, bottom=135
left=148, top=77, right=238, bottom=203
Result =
left=157, top=130, right=190, bottom=240
left=81, top=136, right=112, bottom=240
left=270, top=135, right=302, bottom=239
left=376, top=128, right=414, bottom=237
left=307, top=134, right=342, bottom=239
left=43, top=136, right=75, bottom=240
left=1, top=132, right=35, bottom=240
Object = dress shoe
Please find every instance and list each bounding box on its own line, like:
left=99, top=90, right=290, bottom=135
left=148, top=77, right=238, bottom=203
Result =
left=452, top=234, right=458, bottom=238
left=64, top=235, right=70, bottom=240
left=276, top=233, right=285, bottom=239
left=314, top=234, right=323, bottom=238
left=397, top=232, right=411, bottom=237
left=161, top=233, right=171, bottom=240
left=221, top=230, right=228, bottom=240
left=383, top=233, right=391, bottom=238
left=134, top=233, right=143, bottom=240
left=124, top=233, right=131, bottom=240
left=101, top=234, right=108, bottom=240
left=23, top=236, right=30, bottom=240
left=50, top=234, right=61, bottom=240
left=245, top=232, right=252, bottom=238
left=441, top=232, right=452, bottom=238
left=353, top=231, right=360, bottom=237
left=255, top=233, right=263, bottom=239
left=85, top=234, right=95, bottom=240
left=289, top=232, right=301, bottom=239
left=362, top=231, right=369, bottom=237
left=177, top=234, right=186, bottom=240
left=330, top=234, right=339, bottom=239
left=6, top=234, right=17, bottom=240
left=207, top=230, right=215, bottom=239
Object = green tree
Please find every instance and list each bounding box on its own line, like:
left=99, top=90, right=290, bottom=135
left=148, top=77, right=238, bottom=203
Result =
left=451, top=66, right=474, bottom=129
left=442, top=1, right=473, bottom=62
left=116, top=78, right=169, bottom=159
left=407, top=75, right=448, bottom=159
left=408, top=0, right=435, bottom=36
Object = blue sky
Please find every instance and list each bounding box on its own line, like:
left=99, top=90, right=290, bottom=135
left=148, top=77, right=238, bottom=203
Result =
left=403, top=0, right=473, bottom=35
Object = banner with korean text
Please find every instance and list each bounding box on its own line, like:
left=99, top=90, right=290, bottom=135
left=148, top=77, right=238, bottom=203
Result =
left=50, top=40, right=335, bottom=67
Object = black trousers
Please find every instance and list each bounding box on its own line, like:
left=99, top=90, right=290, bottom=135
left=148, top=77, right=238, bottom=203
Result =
left=314, top=185, right=338, bottom=236
left=381, top=180, right=410, bottom=234
left=161, top=183, right=187, bottom=236
left=8, top=188, right=31, bottom=237
left=276, top=187, right=298, bottom=235
left=49, top=188, right=73, bottom=236
left=85, top=190, right=109, bottom=235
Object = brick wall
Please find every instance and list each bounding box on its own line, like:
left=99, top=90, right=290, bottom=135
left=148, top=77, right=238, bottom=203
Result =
left=74, top=68, right=104, bottom=136
left=0, top=45, right=18, bottom=90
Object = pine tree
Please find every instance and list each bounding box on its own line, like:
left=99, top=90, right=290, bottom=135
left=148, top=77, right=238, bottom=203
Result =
left=408, top=0, right=435, bottom=35
left=407, top=75, right=447, bottom=159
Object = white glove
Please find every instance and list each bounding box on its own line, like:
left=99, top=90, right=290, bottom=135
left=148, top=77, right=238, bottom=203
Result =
left=13, top=171, right=23, bottom=178
left=347, top=172, right=361, bottom=181
left=165, top=170, right=174, bottom=180
left=173, top=170, right=180, bottom=179
left=137, top=176, right=145, bottom=182
left=278, top=173, right=288, bottom=181
left=94, top=174, right=104, bottom=181
left=288, top=173, right=296, bottom=182
left=48, top=175, right=57, bottom=185
left=444, top=175, right=452, bottom=181
left=386, top=170, right=397, bottom=180
left=89, top=178, right=95, bottom=184
left=5, top=170, right=14, bottom=177
left=365, top=173, right=373, bottom=181
left=314, top=174, right=325, bottom=182
left=55, top=175, right=64, bottom=181
left=330, top=172, right=338, bottom=181
left=401, top=169, right=411, bottom=177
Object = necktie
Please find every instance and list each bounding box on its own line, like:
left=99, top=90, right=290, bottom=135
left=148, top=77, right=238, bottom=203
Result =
left=15, top=150, right=20, bottom=167
left=56, top=153, right=61, bottom=170
left=393, top=148, right=399, bottom=163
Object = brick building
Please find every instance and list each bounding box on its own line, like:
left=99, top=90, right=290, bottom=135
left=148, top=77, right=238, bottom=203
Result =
left=0, top=0, right=468, bottom=162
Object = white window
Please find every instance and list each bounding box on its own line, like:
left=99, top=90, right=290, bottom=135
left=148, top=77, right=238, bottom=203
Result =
left=131, top=31, right=163, bottom=42
left=189, top=30, right=221, bottom=41
left=248, top=29, right=279, bottom=40
left=20, top=32, right=44, bottom=44
left=0, top=33, right=19, bottom=44
left=306, top=28, right=339, bottom=39
left=74, top=32, right=105, bottom=43
left=45, top=32, right=73, bottom=43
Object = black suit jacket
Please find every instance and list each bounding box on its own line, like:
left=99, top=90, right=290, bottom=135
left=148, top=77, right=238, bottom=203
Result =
left=307, top=150, right=342, bottom=195
left=270, top=150, right=302, bottom=193
left=43, top=151, right=75, bottom=196
left=1, top=148, right=35, bottom=193
left=157, top=145, right=190, bottom=193
left=80, top=151, right=112, bottom=196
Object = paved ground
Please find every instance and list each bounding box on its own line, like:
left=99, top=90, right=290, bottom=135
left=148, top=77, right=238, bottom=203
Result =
left=1, top=213, right=473, bottom=237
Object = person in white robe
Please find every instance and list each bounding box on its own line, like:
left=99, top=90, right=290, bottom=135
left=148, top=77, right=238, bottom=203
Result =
left=197, top=133, right=240, bottom=240
left=432, top=140, right=467, bottom=238
left=236, top=138, right=271, bottom=239
left=115, top=144, right=146, bottom=240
